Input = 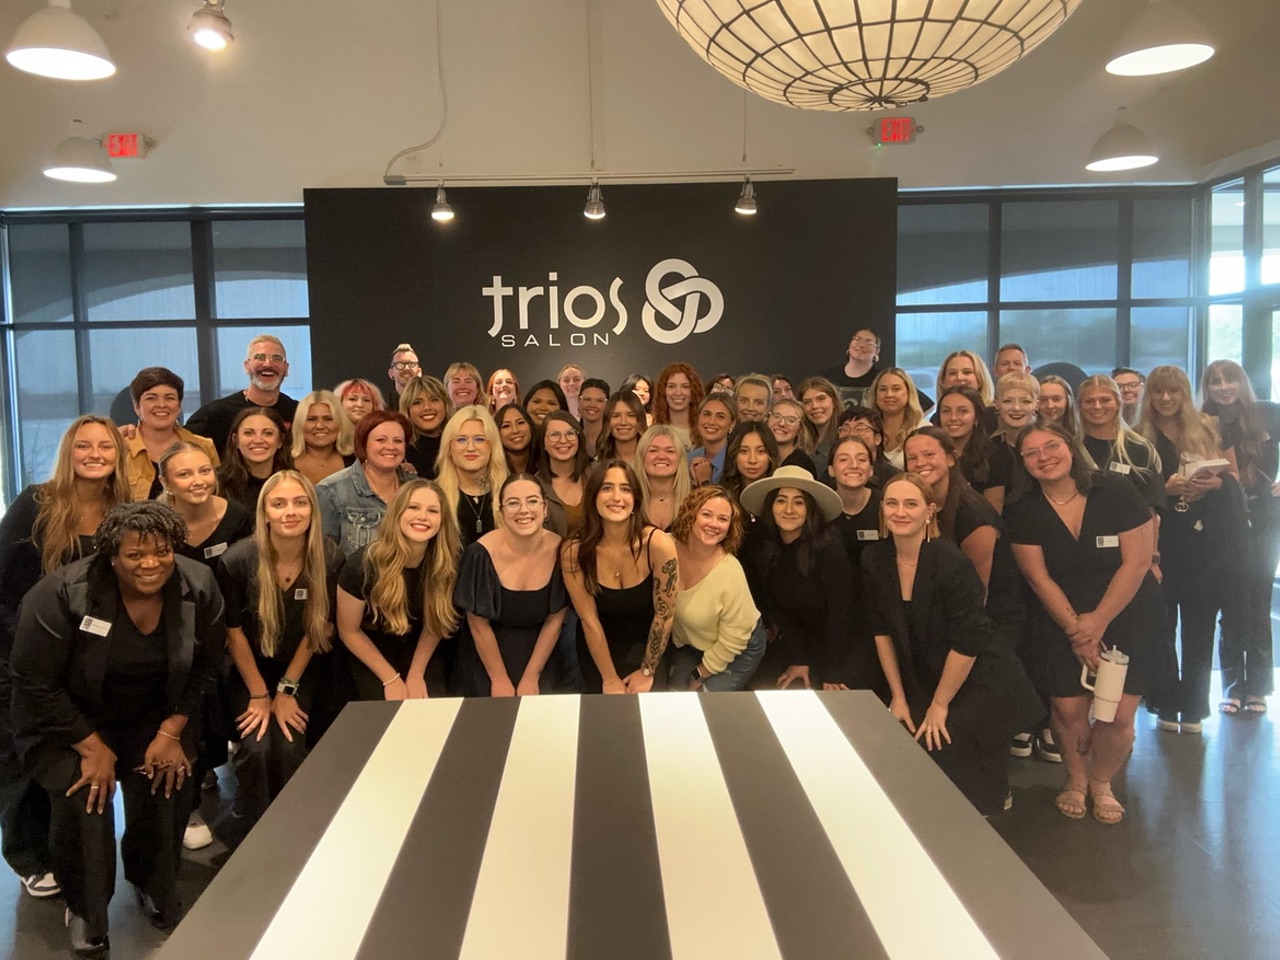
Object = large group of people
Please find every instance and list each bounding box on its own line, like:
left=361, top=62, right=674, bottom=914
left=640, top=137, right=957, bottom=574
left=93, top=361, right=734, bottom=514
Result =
left=0, top=329, right=1274, bottom=957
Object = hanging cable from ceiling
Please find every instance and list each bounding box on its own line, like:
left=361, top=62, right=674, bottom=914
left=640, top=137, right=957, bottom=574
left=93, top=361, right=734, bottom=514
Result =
left=382, top=0, right=448, bottom=180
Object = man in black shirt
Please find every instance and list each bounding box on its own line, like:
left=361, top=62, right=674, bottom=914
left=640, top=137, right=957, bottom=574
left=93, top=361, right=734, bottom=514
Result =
left=185, top=335, right=298, bottom=454
left=822, top=327, right=883, bottom=409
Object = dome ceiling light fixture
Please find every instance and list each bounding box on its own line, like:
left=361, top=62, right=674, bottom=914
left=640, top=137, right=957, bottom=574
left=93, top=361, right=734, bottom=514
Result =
left=4, top=0, right=115, bottom=81
left=189, top=0, right=234, bottom=51
left=654, top=0, right=1083, bottom=111
left=1085, top=109, right=1159, bottom=173
left=43, top=119, right=116, bottom=183
left=1105, top=0, right=1214, bottom=77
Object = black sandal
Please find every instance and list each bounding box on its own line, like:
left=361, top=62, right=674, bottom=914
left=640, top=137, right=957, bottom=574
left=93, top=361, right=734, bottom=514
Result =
left=1219, top=699, right=1242, bottom=715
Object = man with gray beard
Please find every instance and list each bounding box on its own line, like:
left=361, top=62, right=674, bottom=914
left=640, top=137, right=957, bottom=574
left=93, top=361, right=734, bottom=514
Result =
left=185, top=335, right=298, bottom=453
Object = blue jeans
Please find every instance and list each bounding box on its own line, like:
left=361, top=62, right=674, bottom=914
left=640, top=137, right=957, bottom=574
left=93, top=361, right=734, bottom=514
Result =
left=667, top=620, right=767, bottom=692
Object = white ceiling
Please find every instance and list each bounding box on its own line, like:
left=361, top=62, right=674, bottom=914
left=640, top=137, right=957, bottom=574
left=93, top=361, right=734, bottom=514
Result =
left=0, top=0, right=1277, bottom=209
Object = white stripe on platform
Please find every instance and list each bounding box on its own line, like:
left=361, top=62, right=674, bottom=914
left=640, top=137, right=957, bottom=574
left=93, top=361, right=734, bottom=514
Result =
left=756, top=691, right=1001, bottom=960
left=639, top=694, right=784, bottom=960
left=249, top=700, right=463, bottom=960
left=457, top=696, right=582, bottom=960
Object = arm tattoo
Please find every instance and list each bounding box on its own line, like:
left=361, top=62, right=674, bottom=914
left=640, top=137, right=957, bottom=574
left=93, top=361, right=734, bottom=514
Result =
left=642, top=557, right=679, bottom=672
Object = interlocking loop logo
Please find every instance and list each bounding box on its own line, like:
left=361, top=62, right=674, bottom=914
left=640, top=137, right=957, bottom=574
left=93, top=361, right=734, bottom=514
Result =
left=641, top=258, right=724, bottom=344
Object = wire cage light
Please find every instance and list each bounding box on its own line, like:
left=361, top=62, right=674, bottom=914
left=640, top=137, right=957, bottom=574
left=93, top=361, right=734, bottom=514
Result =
left=654, top=0, right=1083, bottom=111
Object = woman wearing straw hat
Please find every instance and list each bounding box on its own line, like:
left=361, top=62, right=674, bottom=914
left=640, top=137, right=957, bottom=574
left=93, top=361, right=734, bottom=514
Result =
left=739, top=465, right=853, bottom=690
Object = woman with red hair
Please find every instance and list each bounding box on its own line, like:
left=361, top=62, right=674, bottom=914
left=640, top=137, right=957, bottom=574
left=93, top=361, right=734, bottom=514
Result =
left=652, top=362, right=705, bottom=450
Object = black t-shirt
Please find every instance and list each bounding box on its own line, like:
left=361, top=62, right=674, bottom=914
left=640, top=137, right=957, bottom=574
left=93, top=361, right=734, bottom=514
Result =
left=185, top=390, right=298, bottom=456
left=1082, top=435, right=1166, bottom=513
left=406, top=434, right=442, bottom=479
left=218, top=538, right=345, bottom=663
left=823, top=365, right=880, bottom=410
left=174, top=499, right=254, bottom=571
left=337, top=544, right=426, bottom=645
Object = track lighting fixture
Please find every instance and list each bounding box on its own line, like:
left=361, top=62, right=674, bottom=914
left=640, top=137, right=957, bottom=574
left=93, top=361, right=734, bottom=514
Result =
left=431, top=184, right=454, bottom=222
left=583, top=182, right=605, bottom=220
left=189, top=0, right=234, bottom=51
left=734, top=176, right=757, bottom=215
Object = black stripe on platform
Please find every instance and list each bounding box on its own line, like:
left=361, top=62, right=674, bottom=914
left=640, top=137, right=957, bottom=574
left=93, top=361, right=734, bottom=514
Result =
left=353, top=697, right=521, bottom=960
left=700, top=694, right=891, bottom=960
left=814, top=691, right=1109, bottom=960
left=159, top=702, right=402, bottom=960
left=567, top=695, right=671, bottom=960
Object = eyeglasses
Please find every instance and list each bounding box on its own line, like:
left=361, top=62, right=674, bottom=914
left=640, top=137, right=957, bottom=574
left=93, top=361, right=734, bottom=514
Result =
left=501, top=496, right=544, bottom=512
left=545, top=430, right=577, bottom=442
left=453, top=436, right=488, bottom=447
left=392, top=361, right=421, bottom=371
left=840, top=421, right=874, bottom=435
left=768, top=414, right=801, bottom=426
left=251, top=353, right=286, bottom=364
left=851, top=336, right=878, bottom=347
left=1021, top=438, right=1066, bottom=461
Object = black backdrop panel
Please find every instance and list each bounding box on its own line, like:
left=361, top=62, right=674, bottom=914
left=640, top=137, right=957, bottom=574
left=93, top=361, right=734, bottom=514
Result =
left=304, top=179, right=896, bottom=394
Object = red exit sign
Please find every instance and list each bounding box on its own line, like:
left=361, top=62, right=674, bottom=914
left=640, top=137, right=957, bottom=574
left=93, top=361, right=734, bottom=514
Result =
left=106, top=133, right=145, bottom=158
left=873, top=117, right=919, bottom=145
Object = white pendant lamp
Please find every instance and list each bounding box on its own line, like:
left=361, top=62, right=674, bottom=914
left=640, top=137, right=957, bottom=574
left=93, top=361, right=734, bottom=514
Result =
left=1086, top=110, right=1158, bottom=173
left=5, top=0, right=115, bottom=81
left=189, top=1, right=234, bottom=51
left=431, top=185, right=454, bottom=222
left=43, top=119, right=116, bottom=183
left=1106, top=0, right=1214, bottom=77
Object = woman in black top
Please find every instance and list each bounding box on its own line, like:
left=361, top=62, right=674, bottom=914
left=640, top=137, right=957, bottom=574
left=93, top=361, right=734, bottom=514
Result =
left=336, top=479, right=462, bottom=700
left=0, top=415, right=129, bottom=899
left=11, top=502, right=224, bottom=951
left=937, top=386, right=1012, bottom=512
left=1007, top=424, right=1166, bottom=824
left=1137, top=365, right=1248, bottom=731
left=864, top=474, right=1041, bottom=817
left=217, top=471, right=342, bottom=837
left=523, top=380, right=568, bottom=428
left=1077, top=375, right=1165, bottom=513
left=217, top=406, right=292, bottom=512
left=497, top=402, right=536, bottom=474
left=721, top=421, right=780, bottom=505
left=740, top=465, right=852, bottom=690
left=455, top=475, right=568, bottom=696
left=159, top=441, right=253, bottom=567
left=561, top=460, right=678, bottom=694
left=1201, top=359, right=1280, bottom=713
left=436, top=406, right=509, bottom=550
left=825, top=436, right=888, bottom=696
left=400, top=375, right=450, bottom=479
left=836, top=407, right=902, bottom=490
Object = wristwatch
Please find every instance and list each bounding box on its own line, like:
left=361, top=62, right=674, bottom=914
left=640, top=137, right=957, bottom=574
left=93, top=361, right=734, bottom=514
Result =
left=277, top=678, right=300, bottom=697
left=690, top=667, right=704, bottom=685
left=641, top=665, right=653, bottom=677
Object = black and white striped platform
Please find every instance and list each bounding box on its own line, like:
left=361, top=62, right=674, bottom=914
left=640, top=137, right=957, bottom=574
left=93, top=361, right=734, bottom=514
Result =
left=159, top=691, right=1109, bottom=959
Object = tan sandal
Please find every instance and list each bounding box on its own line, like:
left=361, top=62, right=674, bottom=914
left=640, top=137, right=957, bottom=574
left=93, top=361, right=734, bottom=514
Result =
left=1055, top=783, right=1087, bottom=820
left=1089, top=780, right=1125, bottom=825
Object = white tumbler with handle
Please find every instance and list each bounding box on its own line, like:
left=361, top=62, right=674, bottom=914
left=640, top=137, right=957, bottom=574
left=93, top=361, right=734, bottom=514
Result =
left=1081, top=648, right=1130, bottom=723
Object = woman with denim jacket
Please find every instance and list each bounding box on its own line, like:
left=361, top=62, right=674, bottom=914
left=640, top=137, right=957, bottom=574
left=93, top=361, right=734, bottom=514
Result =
left=316, top=410, right=414, bottom=555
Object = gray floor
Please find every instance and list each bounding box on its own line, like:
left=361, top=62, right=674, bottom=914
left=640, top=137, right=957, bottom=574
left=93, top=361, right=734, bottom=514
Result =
left=0, top=672, right=1275, bottom=960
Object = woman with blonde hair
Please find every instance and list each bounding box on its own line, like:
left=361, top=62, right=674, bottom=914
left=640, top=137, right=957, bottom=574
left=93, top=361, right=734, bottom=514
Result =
left=160, top=441, right=253, bottom=566
left=436, top=405, right=509, bottom=548
left=217, top=471, right=343, bottom=835
left=1138, top=365, right=1247, bottom=732
left=291, top=390, right=355, bottom=487
left=558, top=363, right=586, bottom=419
left=871, top=367, right=926, bottom=469
left=796, top=376, right=842, bottom=464
left=935, top=350, right=995, bottom=407
left=399, top=375, right=451, bottom=479
left=334, top=378, right=386, bottom=426
left=336, top=479, right=461, bottom=700
left=445, top=361, right=487, bottom=410
left=0, top=415, right=130, bottom=899
left=1076, top=375, right=1164, bottom=511
left=768, top=396, right=819, bottom=474
left=635, top=424, right=692, bottom=531
left=1038, top=375, right=1081, bottom=439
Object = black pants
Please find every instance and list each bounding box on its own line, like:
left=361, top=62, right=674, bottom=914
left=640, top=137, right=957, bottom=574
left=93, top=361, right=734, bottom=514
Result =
left=32, top=726, right=192, bottom=939
left=1220, top=515, right=1278, bottom=699
left=1160, top=553, right=1247, bottom=721
left=226, top=664, right=312, bottom=834
left=0, top=654, right=51, bottom=876
left=931, top=739, right=1011, bottom=817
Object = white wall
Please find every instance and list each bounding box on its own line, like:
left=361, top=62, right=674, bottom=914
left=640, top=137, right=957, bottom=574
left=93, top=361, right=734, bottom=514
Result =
left=0, top=0, right=1275, bottom=208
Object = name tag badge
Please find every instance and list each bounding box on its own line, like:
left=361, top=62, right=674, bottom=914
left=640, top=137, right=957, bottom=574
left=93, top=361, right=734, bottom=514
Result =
left=203, top=542, right=228, bottom=559
left=1109, top=462, right=1132, bottom=475
left=856, top=529, right=880, bottom=541
left=294, top=588, right=308, bottom=600
left=79, top=616, right=111, bottom=637
left=1095, top=535, right=1120, bottom=549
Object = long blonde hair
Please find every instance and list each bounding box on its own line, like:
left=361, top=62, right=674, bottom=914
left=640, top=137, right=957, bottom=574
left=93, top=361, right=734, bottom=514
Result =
left=1077, top=375, right=1161, bottom=479
left=364, top=479, right=460, bottom=638
left=635, top=423, right=692, bottom=511
left=935, top=350, right=994, bottom=406
left=252, top=471, right=332, bottom=657
left=1138, top=365, right=1223, bottom=462
left=34, top=416, right=131, bottom=574
left=435, top=406, right=508, bottom=527
left=291, top=390, right=354, bottom=459
left=870, top=367, right=925, bottom=450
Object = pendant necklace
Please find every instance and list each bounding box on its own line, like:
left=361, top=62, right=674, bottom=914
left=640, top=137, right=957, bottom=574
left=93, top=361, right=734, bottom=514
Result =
left=1046, top=489, right=1080, bottom=506
left=463, top=491, right=486, bottom=535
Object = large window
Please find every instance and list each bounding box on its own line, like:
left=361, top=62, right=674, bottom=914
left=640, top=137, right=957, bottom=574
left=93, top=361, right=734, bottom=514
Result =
left=896, top=189, right=1198, bottom=399
left=0, top=212, right=310, bottom=494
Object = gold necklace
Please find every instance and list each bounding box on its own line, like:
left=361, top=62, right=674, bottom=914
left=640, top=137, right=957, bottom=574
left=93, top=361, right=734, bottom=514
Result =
left=1045, top=488, right=1080, bottom=506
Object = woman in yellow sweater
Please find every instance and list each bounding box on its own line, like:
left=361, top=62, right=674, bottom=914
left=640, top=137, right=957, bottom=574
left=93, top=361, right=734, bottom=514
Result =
left=667, top=486, right=766, bottom=691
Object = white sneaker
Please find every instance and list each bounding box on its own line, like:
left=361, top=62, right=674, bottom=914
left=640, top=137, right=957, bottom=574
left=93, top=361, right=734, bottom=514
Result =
left=183, top=812, right=214, bottom=851
left=21, top=871, right=60, bottom=898
left=1010, top=732, right=1034, bottom=758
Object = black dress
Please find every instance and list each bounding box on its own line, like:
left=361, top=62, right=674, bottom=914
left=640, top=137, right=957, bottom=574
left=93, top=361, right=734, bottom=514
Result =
left=337, top=545, right=445, bottom=698
left=1081, top=435, right=1166, bottom=511
left=576, top=533, right=666, bottom=693
left=454, top=543, right=567, bottom=695
left=1005, top=476, right=1166, bottom=698
left=830, top=492, right=889, bottom=695
left=174, top=499, right=254, bottom=569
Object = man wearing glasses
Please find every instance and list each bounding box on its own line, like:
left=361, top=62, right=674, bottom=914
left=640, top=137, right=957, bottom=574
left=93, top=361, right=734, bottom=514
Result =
left=388, top=343, right=422, bottom=403
left=186, top=335, right=298, bottom=452
left=1112, top=367, right=1146, bottom=425
left=823, top=328, right=884, bottom=409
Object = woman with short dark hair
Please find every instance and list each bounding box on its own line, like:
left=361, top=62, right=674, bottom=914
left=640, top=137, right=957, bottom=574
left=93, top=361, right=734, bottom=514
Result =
left=523, top=380, right=567, bottom=427
left=124, top=367, right=220, bottom=502
left=11, top=502, right=224, bottom=952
